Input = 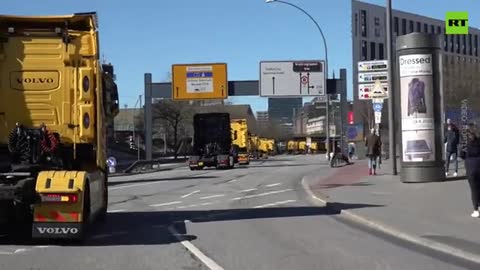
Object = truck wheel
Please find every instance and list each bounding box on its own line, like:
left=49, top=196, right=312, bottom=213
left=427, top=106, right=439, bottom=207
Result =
left=98, top=180, right=108, bottom=222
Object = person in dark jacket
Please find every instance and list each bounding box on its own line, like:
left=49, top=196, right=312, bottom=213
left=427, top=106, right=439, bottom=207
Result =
left=445, top=122, right=460, bottom=177
left=460, top=124, right=480, bottom=218
left=365, top=128, right=382, bottom=175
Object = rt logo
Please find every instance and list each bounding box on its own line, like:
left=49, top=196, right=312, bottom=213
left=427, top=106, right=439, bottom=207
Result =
left=446, top=12, right=468, bottom=34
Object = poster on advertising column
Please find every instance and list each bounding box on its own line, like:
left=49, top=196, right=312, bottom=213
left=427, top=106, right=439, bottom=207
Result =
left=399, top=54, right=435, bottom=162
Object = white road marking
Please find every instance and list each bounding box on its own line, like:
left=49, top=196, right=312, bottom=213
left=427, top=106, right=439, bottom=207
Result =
left=231, top=189, right=293, bottom=201
left=168, top=225, right=224, bottom=270
left=35, top=246, right=51, bottom=249
left=253, top=200, right=297, bottom=209
left=238, top=188, right=257, bottom=193
left=185, top=204, right=200, bottom=208
left=227, top=179, right=237, bottom=183
left=199, top=202, right=215, bottom=206
left=177, top=206, right=188, bottom=209
left=150, top=201, right=182, bottom=207
left=0, top=251, right=13, bottom=255
left=14, top=248, right=27, bottom=254
left=107, top=209, right=126, bottom=213
left=200, top=194, right=225, bottom=200
left=181, top=190, right=200, bottom=198
left=265, top=183, right=281, bottom=187
left=109, top=181, right=169, bottom=190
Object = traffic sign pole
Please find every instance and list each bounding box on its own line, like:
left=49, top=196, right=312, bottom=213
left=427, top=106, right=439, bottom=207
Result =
left=386, top=0, right=397, bottom=175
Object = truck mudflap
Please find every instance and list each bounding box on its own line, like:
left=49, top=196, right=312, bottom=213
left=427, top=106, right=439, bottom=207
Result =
left=32, top=222, right=83, bottom=239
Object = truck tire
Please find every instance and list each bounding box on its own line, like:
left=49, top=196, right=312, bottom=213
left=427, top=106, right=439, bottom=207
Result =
left=98, top=178, right=108, bottom=222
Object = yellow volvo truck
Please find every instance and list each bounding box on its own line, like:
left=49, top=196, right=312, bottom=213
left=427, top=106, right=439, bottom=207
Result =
left=0, top=13, right=119, bottom=240
left=230, top=119, right=250, bottom=165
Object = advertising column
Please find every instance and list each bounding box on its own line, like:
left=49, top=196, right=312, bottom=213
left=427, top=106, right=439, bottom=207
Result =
left=396, top=33, right=445, bottom=183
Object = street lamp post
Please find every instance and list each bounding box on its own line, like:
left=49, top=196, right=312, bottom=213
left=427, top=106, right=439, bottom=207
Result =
left=266, top=0, right=331, bottom=159
left=386, top=0, right=397, bottom=174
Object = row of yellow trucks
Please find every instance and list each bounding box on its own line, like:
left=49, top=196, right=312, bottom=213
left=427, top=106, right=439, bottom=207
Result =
left=287, top=140, right=319, bottom=154
left=230, top=119, right=276, bottom=164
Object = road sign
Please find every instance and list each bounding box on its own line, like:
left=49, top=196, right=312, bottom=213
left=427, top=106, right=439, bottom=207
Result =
left=373, top=102, right=383, bottom=112
left=374, top=112, right=382, bottom=124
left=372, top=98, right=384, bottom=104
left=172, top=63, right=227, bottom=100
left=260, top=60, right=326, bottom=97
left=358, top=60, right=388, bottom=72
left=358, top=81, right=389, bottom=100
left=358, top=71, right=388, bottom=83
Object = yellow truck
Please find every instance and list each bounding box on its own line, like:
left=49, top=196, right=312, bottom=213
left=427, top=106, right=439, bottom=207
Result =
left=310, top=142, right=318, bottom=154
left=249, top=135, right=260, bottom=159
left=258, top=138, right=270, bottom=159
left=287, top=140, right=298, bottom=154
left=298, top=141, right=307, bottom=154
left=230, top=119, right=250, bottom=165
left=0, top=13, right=119, bottom=240
left=266, top=139, right=276, bottom=156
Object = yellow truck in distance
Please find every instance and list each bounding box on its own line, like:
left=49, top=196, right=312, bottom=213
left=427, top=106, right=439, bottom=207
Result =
left=0, top=13, right=119, bottom=240
left=230, top=119, right=250, bottom=165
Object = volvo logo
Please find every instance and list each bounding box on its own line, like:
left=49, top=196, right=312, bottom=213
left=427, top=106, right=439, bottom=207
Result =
left=17, top=78, right=55, bottom=84
left=36, top=227, right=79, bottom=235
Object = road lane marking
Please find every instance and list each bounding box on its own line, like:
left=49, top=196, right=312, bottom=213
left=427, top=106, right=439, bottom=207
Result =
left=266, top=183, right=281, bottom=187
left=238, top=188, right=257, bottom=193
left=199, top=202, right=215, bottom=206
left=107, top=209, right=126, bottom=213
left=181, top=190, right=200, bottom=198
left=231, top=189, right=293, bottom=201
left=185, top=204, right=200, bottom=208
left=168, top=225, right=224, bottom=270
left=227, top=179, right=237, bottom=183
left=177, top=206, right=188, bottom=209
left=253, top=200, right=297, bottom=209
left=109, top=181, right=169, bottom=190
left=200, top=194, right=225, bottom=200
left=150, top=201, right=182, bottom=207
left=14, top=249, right=27, bottom=254
left=0, top=251, right=13, bottom=255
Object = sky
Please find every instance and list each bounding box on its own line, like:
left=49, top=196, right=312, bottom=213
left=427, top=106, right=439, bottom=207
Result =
left=3, top=0, right=478, bottom=114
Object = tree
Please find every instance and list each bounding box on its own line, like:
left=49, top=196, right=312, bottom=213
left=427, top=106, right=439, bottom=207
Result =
left=152, top=100, right=194, bottom=159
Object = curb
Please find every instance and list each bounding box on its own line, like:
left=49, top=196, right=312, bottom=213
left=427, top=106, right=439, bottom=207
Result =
left=301, top=177, right=480, bottom=265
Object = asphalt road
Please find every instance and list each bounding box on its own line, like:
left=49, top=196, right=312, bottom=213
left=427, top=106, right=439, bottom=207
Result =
left=0, top=155, right=476, bottom=270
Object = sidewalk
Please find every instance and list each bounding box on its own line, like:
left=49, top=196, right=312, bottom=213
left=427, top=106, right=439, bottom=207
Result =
left=303, top=159, right=480, bottom=263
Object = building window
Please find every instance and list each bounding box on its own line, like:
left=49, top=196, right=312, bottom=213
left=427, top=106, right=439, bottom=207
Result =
left=361, top=40, right=367, bottom=60
left=394, top=17, right=399, bottom=35
left=430, top=25, right=435, bottom=34
left=463, top=35, right=467, bottom=55
left=456, top=35, right=460, bottom=53
left=374, top=17, right=380, bottom=26
left=469, top=34, right=473, bottom=55
left=416, top=22, right=421, bottom=32
left=360, top=10, right=367, bottom=37
left=437, top=26, right=441, bottom=34
left=424, top=23, right=428, bottom=33
left=409, top=20, right=414, bottom=33
left=444, top=34, right=448, bottom=51
left=402, top=18, right=406, bottom=35
left=354, top=13, right=358, bottom=37
left=370, top=42, right=376, bottom=60
left=450, top=35, right=454, bottom=53
left=375, top=28, right=381, bottom=37
left=379, top=43, right=384, bottom=59
left=475, top=35, right=478, bottom=57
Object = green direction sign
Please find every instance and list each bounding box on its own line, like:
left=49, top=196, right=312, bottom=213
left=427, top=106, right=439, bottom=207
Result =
left=446, top=12, right=468, bottom=34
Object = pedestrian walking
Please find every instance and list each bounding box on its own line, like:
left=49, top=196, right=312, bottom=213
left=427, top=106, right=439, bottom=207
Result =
left=365, top=128, right=382, bottom=175
left=445, top=121, right=460, bottom=177
left=460, top=124, right=480, bottom=218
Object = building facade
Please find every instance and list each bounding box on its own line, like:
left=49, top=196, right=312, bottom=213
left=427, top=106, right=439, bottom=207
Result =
left=352, top=0, right=480, bottom=131
left=268, top=98, right=303, bottom=123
